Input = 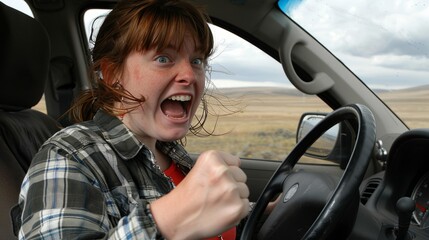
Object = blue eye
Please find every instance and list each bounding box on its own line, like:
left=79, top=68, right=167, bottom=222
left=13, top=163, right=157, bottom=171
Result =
left=192, top=58, right=203, bottom=65
left=156, top=56, right=170, bottom=63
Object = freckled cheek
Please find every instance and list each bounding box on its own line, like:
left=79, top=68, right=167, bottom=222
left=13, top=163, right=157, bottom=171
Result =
left=122, top=68, right=145, bottom=96
left=196, top=70, right=206, bottom=87
left=125, top=71, right=158, bottom=99
left=126, top=80, right=148, bottom=99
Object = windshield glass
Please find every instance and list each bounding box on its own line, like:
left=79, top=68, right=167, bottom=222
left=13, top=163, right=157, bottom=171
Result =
left=279, top=0, right=429, bottom=129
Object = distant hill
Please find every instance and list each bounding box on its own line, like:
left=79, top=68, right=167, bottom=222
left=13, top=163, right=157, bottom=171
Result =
left=216, top=86, right=303, bottom=97
left=218, top=84, right=429, bottom=97
left=393, top=84, right=429, bottom=92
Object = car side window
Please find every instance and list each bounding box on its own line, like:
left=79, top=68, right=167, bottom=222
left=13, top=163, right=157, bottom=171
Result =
left=0, top=0, right=32, bottom=17
left=83, top=9, right=332, bottom=163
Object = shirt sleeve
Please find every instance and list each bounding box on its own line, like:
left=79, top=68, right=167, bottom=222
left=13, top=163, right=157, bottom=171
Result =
left=18, top=143, right=163, bottom=240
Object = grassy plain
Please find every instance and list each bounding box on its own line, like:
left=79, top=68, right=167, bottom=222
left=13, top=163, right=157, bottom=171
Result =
left=184, top=86, right=429, bottom=161
left=375, top=86, right=429, bottom=129
left=185, top=88, right=330, bottom=161
left=33, top=86, right=429, bottom=161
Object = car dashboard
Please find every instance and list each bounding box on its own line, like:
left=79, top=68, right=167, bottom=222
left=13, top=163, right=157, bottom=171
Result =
left=357, top=129, right=429, bottom=239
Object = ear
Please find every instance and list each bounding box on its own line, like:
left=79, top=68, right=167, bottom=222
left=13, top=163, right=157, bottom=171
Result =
left=100, top=59, right=116, bottom=85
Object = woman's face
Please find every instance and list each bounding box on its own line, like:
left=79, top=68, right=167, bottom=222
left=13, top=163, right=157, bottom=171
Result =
left=119, top=34, right=206, bottom=145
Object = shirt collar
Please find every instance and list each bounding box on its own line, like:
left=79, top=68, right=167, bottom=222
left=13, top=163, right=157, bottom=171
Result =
left=93, top=109, right=143, bottom=160
left=156, top=141, right=194, bottom=171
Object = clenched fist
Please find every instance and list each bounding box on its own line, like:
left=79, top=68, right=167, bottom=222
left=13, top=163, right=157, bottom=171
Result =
left=151, top=150, right=250, bottom=240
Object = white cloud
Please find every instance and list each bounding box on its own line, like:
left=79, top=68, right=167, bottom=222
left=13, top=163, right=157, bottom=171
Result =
left=209, top=25, right=290, bottom=85
left=292, top=0, right=429, bottom=57
left=211, top=79, right=292, bottom=89
left=289, top=0, right=429, bottom=89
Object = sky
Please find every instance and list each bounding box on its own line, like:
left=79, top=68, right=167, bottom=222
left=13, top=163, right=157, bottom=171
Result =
left=3, top=0, right=428, bottom=90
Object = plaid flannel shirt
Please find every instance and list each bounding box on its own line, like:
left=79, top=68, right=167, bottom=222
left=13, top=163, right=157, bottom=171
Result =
left=16, top=110, right=193, bottom=239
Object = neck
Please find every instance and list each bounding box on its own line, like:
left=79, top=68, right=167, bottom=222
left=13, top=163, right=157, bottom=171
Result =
left=138, top=137, right=170, bottom=171
left=154, top=148, right=171, bottom=171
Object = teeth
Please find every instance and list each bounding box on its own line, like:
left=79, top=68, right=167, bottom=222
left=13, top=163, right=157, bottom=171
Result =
left=168, top=95, right=191, bottom=101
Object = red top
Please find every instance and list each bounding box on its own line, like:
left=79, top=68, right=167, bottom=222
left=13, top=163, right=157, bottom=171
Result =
left=164, top=162, right=236, bottom=240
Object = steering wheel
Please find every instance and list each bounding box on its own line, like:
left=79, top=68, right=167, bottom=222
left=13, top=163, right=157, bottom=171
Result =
left=240, top=104, right=376, bottom=240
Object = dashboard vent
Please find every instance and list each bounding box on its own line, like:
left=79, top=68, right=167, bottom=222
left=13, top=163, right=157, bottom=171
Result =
left=361, top=178, right=382, bottom=205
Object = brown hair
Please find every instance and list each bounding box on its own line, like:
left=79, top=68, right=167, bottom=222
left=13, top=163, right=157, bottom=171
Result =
left=69, top=0, right=214, bottom=135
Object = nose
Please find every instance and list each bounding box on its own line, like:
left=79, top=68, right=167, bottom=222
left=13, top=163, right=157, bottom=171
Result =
left=175, top=60, right=197, bottom=85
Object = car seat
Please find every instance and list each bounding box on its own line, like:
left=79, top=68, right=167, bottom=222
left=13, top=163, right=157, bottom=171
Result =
left=0, top=2, right=61, bottom=239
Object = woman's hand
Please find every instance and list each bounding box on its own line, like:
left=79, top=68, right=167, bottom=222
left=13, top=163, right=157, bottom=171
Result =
left=151, top=150, right=250, bottom=239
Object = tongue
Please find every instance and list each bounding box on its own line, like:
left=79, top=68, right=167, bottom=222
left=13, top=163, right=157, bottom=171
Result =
left=161, top=100, right=186, bottom=118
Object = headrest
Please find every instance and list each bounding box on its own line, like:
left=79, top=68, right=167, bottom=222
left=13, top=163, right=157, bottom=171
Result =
left=0, top=2, right=50, bottom=111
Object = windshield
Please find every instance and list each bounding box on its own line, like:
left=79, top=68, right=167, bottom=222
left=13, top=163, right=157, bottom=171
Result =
left=279, top=0, right=429, bottom=129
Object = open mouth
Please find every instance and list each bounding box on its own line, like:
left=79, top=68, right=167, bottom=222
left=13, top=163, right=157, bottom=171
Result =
left=160, top=95, right=191, bottom=119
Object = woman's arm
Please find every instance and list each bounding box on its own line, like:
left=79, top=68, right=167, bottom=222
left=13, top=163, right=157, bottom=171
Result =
left=18, top=144, right=162, bottom=239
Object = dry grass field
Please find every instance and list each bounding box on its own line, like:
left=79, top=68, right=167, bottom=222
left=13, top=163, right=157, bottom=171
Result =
left=184, top=86, right=429, bottom=161
left=33, top=86, right=429, bottom=161
left=375, top=86, right=429, bottom=129
left=184, top=87, right=330, bottom=161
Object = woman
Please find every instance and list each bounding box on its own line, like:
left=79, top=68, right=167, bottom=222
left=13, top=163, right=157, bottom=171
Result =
left=17, top=0, right=249, bottom=239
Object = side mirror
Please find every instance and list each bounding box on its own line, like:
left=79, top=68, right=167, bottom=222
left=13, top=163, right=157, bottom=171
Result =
left=296, top=112, right=355, bottom=167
